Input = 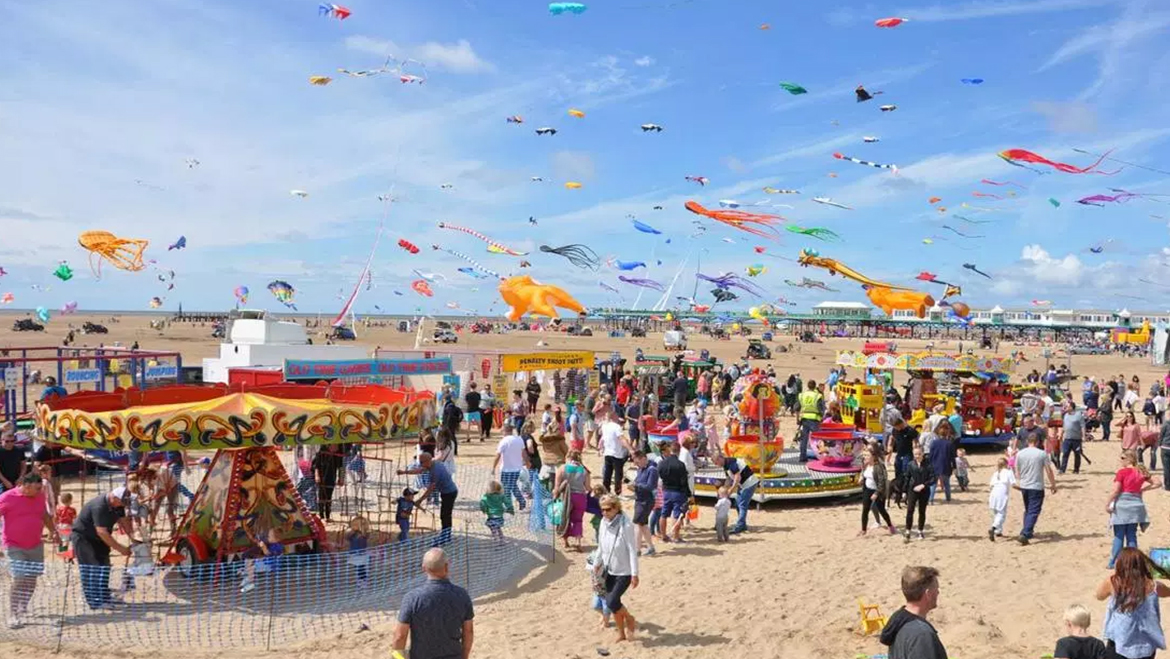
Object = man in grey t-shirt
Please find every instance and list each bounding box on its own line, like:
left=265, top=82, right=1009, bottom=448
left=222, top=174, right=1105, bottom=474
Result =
left=393, top=548, right=474, bottom=659
left=1013, top=432, right=1057, bottom=545
left=1058, top=401, right=1085, bottom=475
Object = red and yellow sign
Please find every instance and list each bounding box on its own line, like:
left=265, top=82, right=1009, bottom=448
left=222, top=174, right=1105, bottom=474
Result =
left=500, top=351, right=593, bottom=373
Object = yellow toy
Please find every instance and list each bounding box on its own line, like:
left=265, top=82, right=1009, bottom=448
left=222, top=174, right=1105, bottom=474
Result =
left=858, top=598, right=888, bottom=635
left=837, top=382, right=884, bottom=433
left=497, top=275, right=585, bottom=322
left=77, top=230, right=149, bottom=277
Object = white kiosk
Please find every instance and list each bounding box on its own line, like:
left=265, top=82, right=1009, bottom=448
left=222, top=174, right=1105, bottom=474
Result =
left=201, top=310, right=367, bottom=384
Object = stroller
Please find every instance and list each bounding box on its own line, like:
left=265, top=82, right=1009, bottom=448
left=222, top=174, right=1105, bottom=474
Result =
left=1083, top=407, right=1101, bottom=440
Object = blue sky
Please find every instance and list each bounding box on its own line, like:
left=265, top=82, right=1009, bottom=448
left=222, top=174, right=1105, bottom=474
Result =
left=2, top=0, right=1170, bottom=317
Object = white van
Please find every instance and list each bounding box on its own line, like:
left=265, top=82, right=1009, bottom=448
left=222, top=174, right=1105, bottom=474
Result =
left=664, top=330, right=687, bottom=351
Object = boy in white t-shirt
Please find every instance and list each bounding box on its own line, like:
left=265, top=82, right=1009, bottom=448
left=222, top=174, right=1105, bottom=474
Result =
left=493, top=422, right=529, bottom=511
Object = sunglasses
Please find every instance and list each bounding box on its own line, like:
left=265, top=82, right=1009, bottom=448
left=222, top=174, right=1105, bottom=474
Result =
left=601, top=506, right=617, bottom=512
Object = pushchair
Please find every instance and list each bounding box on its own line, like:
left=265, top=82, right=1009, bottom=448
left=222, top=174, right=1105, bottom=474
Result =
left=1083, top=407, right=1101, bottom=440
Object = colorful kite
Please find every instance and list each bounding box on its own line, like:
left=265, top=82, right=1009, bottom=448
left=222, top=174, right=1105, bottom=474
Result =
left=78, top=231, right=148, bottom=276
left=611, top=260, right=646, bottom=271
left=598, top=281, right=621, bottom=294
left=685, top=175, right=709, bottom=186
left=1076, top=189, right=1169, bottom=206
left=631, top=219, right=661, bottom=234
left=696, top=272, right=765, bottom=297
left=539, top=244, right=601, bottom=270
left=432, top=245, right=503, bottom=280
left=763, top=187, right=800, bottom=194
left=942, top=225, right=984, bottom=238
left=786, top=226, right=841, bottom=241
left=36, top=307, right=50, bottom=323
left=971, top=192, right=1003, bottom=199
left=398, top=239, right=420, bottom=254
left=746, top=264, right=766, bottom=277
left=834, top=152, right=896, bottom=171
left=458, top=267, right=490, bottom=279
left=318, top=3, right=351, bottom=19
left=1049, top=198, right=1062, bottom=208
left=618, top=275, right=665, bottom=292
left=564, top=181, right=583, bottom=189
left=811, top=197, right=852, bottom=210
left=875, top=17, right=907, bottom=27
left=954, top=214, right=994, bottom=224
left=998, top=149, right=1118, bottom=175
left=53, top=262, right=74, bottom=281
left=267, top=280, right=297, bottom=309
left=234, top=285, right=249, bottom=305
left=411, top=280, right=434, bottom=297
left=980, top=179, right=1026, bottom=189
left=309, top=76, right=333, bottom=86
left=436, top=223, right=528, bottom=256
left=0, top=293, right=12, bottom=304
left=684, top=201, right=782, bottom=240
left=506, top=115, right=524, bottom=124
left=149, top=297, right=163, bottom=309
left=549, top=2, right=587, bottom=15
left=568, top=108, right=586, bottom=118
left=168, top=236, right=187, bottom=251
left=779, top=82, right=808, bottom=95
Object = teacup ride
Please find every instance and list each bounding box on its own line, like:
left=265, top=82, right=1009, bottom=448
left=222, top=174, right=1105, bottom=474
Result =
left=807, top=422, right=866, bottom=474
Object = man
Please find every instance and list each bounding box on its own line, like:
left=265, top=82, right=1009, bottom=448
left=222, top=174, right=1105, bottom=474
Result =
left=797, top=379, right=824, bottom=463
left=599, top=411, right=631, bottom=495
left=491, top=421, right=527, bottom=512
left=717, top=454, right=758, bottom=534
left=880, top=566, right=949, bottom=659
left=39, top=376, right=67, bottom=401
left=630, top=450, right=658, bottom=556
left=0, top=472, right=60, bottom=628
left=440, top=396, right=463, bottom=456
left=399, top=454, right=459, bottom=545
left=1013, top=431, right=1057, bottom=545
left=0, top=430, right=27, bottom=493
left=887, top=419, right=920, bottom=481
left=882, top=398, right=904, bottom=442
left=1058, top=401, right=1084, bottom=475
left=463, top=382, right=481, bottom=436
left=670, top=371, right=689, bottom=415
left=72, top=486, right=132, bottom=610
left=1015, top=413, right=1045, bottom=454
left=392, top=548, right=474, bottom=659
left=657, top=442, right=690, bottom=543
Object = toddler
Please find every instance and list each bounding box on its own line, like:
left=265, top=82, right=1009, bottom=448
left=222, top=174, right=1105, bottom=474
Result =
left=714, top=487, right=732, bottom=542
left=1053, top=604, right=1109, bottom=659
left=954, top=448, right=971, bottom=492
left=586, top=484, right=606, bottom=540
left=396, top=488, right=415, bottom=542
left=55, top=493, right=77, bottom=552
left=480, top=480, right=514, bottom=543
left=346, top=516, right=370, bottom=582
left=240, top=528, right=285, bottom=594
left=987, top=456, right=1016, bottom=541
left=585, top=553, right=613, bottom=628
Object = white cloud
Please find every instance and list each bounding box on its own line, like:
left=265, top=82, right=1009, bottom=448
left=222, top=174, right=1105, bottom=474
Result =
left=345, top=36, right=496, bottom=73
left=899, top=0, right=1120, bottom=22
left=1020, top=244, right=1086, bottom=285
left=1030, top=101, right=1099, bottom=133
left=555, top=56, right=676, bottom=108
left=551, top=151, right=597, bottom=182
left=633, top=56, right=655, bottom=67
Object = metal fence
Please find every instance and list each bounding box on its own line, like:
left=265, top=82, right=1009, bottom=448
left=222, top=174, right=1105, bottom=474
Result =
left=0, top=464, right=554, bottom=650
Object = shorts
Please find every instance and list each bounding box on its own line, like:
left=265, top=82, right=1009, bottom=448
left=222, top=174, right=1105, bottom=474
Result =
left=632, top=497, right=652, bottom=525
left=486, top=516, right=505, bottom=531
left=6, top=544, right=46, bottom=577
left=662, top=490, right=689, bottom=519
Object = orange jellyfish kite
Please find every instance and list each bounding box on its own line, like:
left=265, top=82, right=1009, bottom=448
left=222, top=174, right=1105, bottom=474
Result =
left=77, top=230, right=149, bottom=277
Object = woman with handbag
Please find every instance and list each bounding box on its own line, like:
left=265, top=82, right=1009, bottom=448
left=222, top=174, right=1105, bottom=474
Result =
left=595, top=494, right=639, bottom=643
left=554, top=450, right=591, bottom=551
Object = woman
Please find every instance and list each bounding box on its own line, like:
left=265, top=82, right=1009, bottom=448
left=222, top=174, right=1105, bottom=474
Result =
left=1096, top=548, right=1170, bottom=659
left=434, top=428, right=457, bottom=475
left=696, top=371, right=712, bottom=405
left=860, top=445, right=896, bottom=536
left=1122, top=412, right=1144, bottom=453
left=554, top=450, right=591, bottom=551
left=825, top=400, right=843, bottom=424
left=901, top=445, right=935, bottom=543
left=595, top=494, right=639, bottom=643
left=479, top=384, right=496, bottom=441
left=1107, top=450, right=1159, bottom=569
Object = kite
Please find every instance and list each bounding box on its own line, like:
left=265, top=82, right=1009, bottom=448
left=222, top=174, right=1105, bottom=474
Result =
left=168, top=236, right=186, bottom=251
left=531, top=177, right=544, bottom=182
left=529, top=216, right=539, bottom=225
left=398, top=239, right=420, bottom=254
left=696, top=272, right=765, bottom=297
left=458, top=267, right=490, bottom=279
left=631, top=219, right=661, bottom=234
left=432, top=245, right=503, bottom=279
left=718, top=200, right=742, bottom=208
left=234, top=285, right=249, bottom=305
left=653, top=205, right=664, bottom=210
left=710, top=288, right=738, bottom=303
left=611, top=260, right=646, bottom=271
left=0, top=293, right=11, bottom=304
left=564, top=181, right=583, bottom=189
left=0, top=267, right=5, bottom=277
left=834, top=152, right=896, bottom=171
left=290, top=190, right=309, bottom=198
left=971, top=192, right=1003, bottom=199
left=746, top=264, right=766, bottom=277
left=1076, top=189, right=1170, bottom=206
left=779, top=82, right=808, bottom=95
left=641, top=124, right=663, bottom=132
left=506, top=115, right=524, bottom=124
left=879, top=105, right=897, bottom=112
left=598, top=281, right=621, bottom=294
left=309, top=76, right=333, bottom=86
left=954, top=214, right=993, bottom=224
left=78, top=231, right=148, bottom=276
left=53, top=263, right=74, bottom=281
left=539, top=244, right=601, bottom=270
left=998, top=149, right=1118, bottom=175
left=149, top=297, right=163, bottom=309
left=436, top=222, right=528, bottom=256
left=786, top=278, right=837, bottom=292
left=786, top=226, right=841, bottom=241
left=684, top=201, right=782, bottom=240
left=568, top=109, right=586, bottom=118
left=1049, top=198, right=1061, bottom=208
left=855, top=85, right=882, bottom=102
left=685, top=175, right=709, bottom=186
left=763, top=187, right=799, bottom=194
left=1072, top=148, right=1170, bottom=177
left=618, top=275, right=665, bottom=292
left=535, top=127, right=557, bottom=136
left=267, top=280, right=297, bottom=309
left=411, top=280, right=434, bottom=297
left=863, top=136, right=880, bottom=143
left=811, top=197, right=852, bottom=210
left=549, top=2, right=587, bottom=15
left=318, top=3, right=350, bottom=19
left=875, top=17, right=907, bottom=27
left=962, top=263, right=992, bottom=279
left=960, top=202, right=1006, bottom=213
left=929, top=197, right=942, bottom=204
left=760, top=23, right=771, bottom=30
left=499, top=274, right=584, bottom=322
left=60, top=301, right=77, bottom=314
left=36, top=307, right=50, bottom=324
left=440, top=184, right=454, bottom=190
left=960, top=78, right=984, bottom=85
left=185, top=158, right=200, bottom=168
left=1031, top=299, right=1053, bottom=307
left=754, top=246, right=766, bottom=254
left=980, top=179, right=1026, bottom=189
left=942, top=225, right=983, bottom=238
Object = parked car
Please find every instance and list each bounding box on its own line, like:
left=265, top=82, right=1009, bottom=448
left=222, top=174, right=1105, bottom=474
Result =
left=331, top=326, right=356, bottom=341
left=82, top=321, right=109, bottom=334
left=663, top=330, right=687, bottom=351
left=745, top=339, right=772, bottom=360
left=12, top=319, right=44, bottom=332
left=433, top=329, right=459, bottom=344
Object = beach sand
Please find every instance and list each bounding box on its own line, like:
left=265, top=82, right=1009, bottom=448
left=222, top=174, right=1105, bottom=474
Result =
left=2, top=311, right=1166, bottom=659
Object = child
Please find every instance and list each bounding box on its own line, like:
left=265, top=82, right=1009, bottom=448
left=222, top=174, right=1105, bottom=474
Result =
left=647, top=478, right=666, bottom=541
left=1053, top=604, right=1109, bottom=659
left=714, top=486, right=732, bottom=542
left=480, top=480, right=514, bottom=543
left=295, top=459, right=318, bottom=512
left=55, top=492, right=77, bottom=552
left=396, top=488, right=415, bottom=542
left=1143, top=396, right=1157, bottom=429
left=988, top=456, right=1016, bottom=541
left=346, top=445, right=367, bottom=485
left=586, top=484, right=606, bottom=541
left=240, top=528, right=285, bottom=594
left=346, top=516, right=370, bottom=582
left=954, top=448, right=971, bottom=492
left=541, top=404, right=554, bottom=434
left=585, top=551, right=613, bottom=628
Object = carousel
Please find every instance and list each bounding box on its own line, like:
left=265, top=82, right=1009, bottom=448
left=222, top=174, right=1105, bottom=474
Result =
left=692, top=372, right=863, bottom=502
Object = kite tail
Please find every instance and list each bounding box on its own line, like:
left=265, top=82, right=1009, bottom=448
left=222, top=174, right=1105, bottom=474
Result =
left=1070, top=149, right=1121, bottom=175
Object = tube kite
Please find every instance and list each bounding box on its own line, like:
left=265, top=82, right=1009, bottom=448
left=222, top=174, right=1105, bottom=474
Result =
left=963, top=263, right=992, bottom=279
left=411, top=280, right=434, bottom=297
left=684, top=201, right=782, bottom=240
left=980, top=179, right=1025, bottom=189
left=875, top=17, right=907, bottom=27
left=696, top=272, right=765, bottom=297
left=568, top=109, right=586, bottom=118
left=779, top=82, right=808, bottom=95
left=549, top=2, right=587, bottom=15
left=998, top=149, right=1119, bottom=175
left=436, top=222, right=528, bottom=256
left=618, top=275, right=665, bottom=292
left=787, top=226, right=841, bottom=241
left=612, top=260, right=646, bottom=271
left=432, top=245, right=503, bottom=280
left=685, top=175, right=709, bottom=186
left=318, top=4, right=351, bottom=19
left=398, top=239, right=420, bottom=254
left=78, top=231, right=148, bottom=276
left=833, top=152, right=896, bottom=171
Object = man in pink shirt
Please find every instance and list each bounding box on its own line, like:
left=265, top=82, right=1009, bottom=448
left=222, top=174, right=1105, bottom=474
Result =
left=0, top=472, right=59, bottom=628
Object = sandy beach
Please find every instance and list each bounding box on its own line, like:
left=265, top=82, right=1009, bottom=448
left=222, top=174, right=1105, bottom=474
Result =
left=2, top=311, right=1167, bottom=659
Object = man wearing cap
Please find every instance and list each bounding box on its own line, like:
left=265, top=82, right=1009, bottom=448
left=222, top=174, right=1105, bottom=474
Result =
left=0, top=472, right=60, bottom=628
left=71, top=487, right=133, bottom=609
left=40, top=376, right=68, bottom=401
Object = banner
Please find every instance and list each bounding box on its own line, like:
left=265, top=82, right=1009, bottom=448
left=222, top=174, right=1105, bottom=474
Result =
left=500, top=351, right=593, bottom=373
left=284, top=357, right=453, bottom=381
left=64, top=369, right=103, bottom=384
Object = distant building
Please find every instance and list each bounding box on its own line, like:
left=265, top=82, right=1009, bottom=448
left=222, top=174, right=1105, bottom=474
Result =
left=886, top=305, right=1170, bottom=328
left=812, top=301, right=872, bottom=319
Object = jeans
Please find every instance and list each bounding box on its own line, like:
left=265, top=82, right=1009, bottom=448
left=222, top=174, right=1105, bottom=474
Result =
left=73, top=535, right=113, bottom=609
left=894, top=454, right=912, bottom=481
left=1100, top=412, right=1113, bottom=441
left=527, top=468, right=546, bottom=531
left=434, top=490, right=458, bottom=546
left=1139, top=446, right=1158, bottom=471
left=1161, top=448, right=1170, bottom=490
left=500, top=470, right=527, bottom=511
left=861, top=486, right=892, bottom=532
left=732, top=483, right=757, bottom=532
left=602, top=456, right=628, bottom=495
left=648, top=507, right=662, bottom=535
left=905, top=489, right=928, bottom=532
left=930, top=475, right=952, bottom=503
left=1109, top=523, right=1139, bottom=568
left=798, top=419, right=820, bottom=462
left=1020, top=489, right=1045, bottom=539
left=1060, top=438, right=1082, bottom=473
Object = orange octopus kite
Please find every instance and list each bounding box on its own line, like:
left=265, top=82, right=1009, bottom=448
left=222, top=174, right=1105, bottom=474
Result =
left=684, top=200, right=783, bottom=240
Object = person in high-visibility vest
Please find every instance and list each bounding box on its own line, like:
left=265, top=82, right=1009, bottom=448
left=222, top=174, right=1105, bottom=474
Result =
left=797, top=380, right=825, bottom=463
